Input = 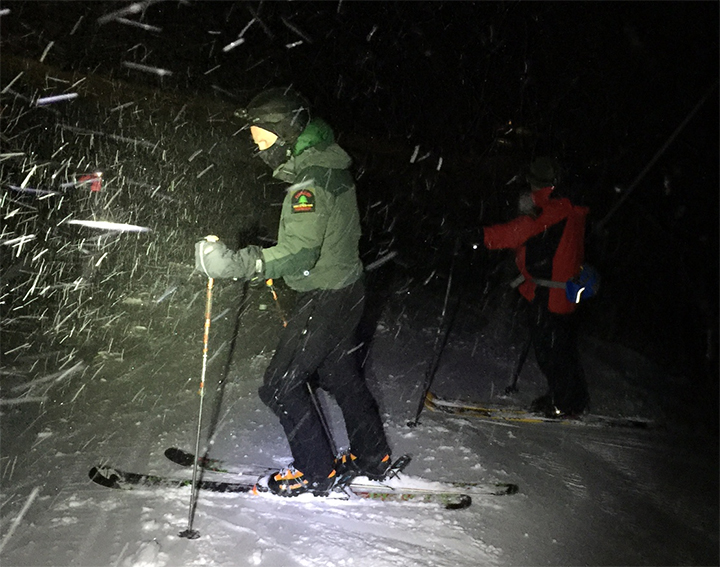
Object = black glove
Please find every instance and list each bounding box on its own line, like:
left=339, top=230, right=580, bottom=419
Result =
left=195, top=238, right=264, bottom=280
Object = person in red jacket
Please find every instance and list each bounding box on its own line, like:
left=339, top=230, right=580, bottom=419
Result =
left=483, top=157, right=590, bottom=416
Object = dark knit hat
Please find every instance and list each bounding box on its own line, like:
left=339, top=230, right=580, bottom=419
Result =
left=235, top=87, right=310, bottom=145
left=526, top=157, right=557, bottom=187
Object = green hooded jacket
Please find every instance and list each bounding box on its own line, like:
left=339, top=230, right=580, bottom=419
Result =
left=261, top=118, right=363, bottom=291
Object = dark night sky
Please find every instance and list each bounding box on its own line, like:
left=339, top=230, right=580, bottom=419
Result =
left=1, top=1, right=718, bottom=376
left=4, top=2, right=717, bottom=150
left=4, top=2, right=718, bottom=214
left=2, top=1, right=718, bottom=244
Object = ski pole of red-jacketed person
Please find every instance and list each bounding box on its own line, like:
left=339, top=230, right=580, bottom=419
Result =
left=179, top=236, right=217, bottom=540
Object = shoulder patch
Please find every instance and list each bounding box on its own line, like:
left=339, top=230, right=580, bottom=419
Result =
left=291, top=188, right=315, bottom=213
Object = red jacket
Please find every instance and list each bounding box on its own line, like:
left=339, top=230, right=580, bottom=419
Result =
left=484, top=187, right=588, bottom=314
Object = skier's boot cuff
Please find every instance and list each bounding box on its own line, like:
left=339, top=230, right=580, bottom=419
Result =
left=333, top=452, right=358, bottom=486
left=255, top=466, right=337, bottom=497
left=364, top=453, right=393, bottom=481
left=344, top=453, right=392, bottom=481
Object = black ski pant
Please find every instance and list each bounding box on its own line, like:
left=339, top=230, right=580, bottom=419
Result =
left=258, top=278, right=391, bottom=480
left=528, top=292, right=589, bottom=414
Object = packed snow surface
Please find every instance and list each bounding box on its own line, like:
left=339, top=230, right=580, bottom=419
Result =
left=1, top=282, right=717, bottom=567
left=1, top=2, right=717, bottom=565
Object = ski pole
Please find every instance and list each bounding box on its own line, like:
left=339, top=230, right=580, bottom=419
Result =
left=266, top=279, right=287, bottom=327
left=307, top=382, right=339, bottom=457
left=206, top=280, right=250, bottom=448
left=408, top=239, right=461, bottom=427
left=595, top=79, right=718, bottom=234
left=505, top=333, right=532, bottom=394
left=180, top=236, right=217, bottom=540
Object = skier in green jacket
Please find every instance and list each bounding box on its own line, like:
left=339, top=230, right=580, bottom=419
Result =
left=194, top=87, right=392, bottom=496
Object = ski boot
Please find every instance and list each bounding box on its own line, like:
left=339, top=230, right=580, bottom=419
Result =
left=253, top=466, right=337, bottom=497
left=335, top=452, right=393, bottom=484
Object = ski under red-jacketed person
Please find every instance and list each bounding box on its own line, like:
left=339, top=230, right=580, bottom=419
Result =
left=194, top=87, right=392, bottom=496
left=483, top=157, right=590, bottom=417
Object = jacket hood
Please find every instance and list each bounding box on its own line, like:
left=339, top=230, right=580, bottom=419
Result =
left=273, top=118, right=352, bottom=182
left=293, top=118, right=334, bottom=156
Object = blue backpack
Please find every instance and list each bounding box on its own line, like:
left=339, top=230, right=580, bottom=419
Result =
left=565, top=264, right=600, bottom=304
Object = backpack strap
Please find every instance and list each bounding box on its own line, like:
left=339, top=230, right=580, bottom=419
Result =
left=509, top=274, right=565, bottom=289
left=531, top=277, right=566, bottom=289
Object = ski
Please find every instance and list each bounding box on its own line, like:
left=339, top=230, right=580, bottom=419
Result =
left=425, top=392, right=656, bottom=429
left=348, top=474, right=518, bottom=497
left=88, top=465, right=474, bottom=509
left=89, top=465, right=252, bottom=493
left=164, top=447, right=260, bottom=475
left=164, top=447, right=409, bottom=479
left=163, top=447, right=519, bottom=497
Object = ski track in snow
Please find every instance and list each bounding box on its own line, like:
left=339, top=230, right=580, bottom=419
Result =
left=201, top=499, right=502, bottom=567
left=518, top=452, right=588, bottom=500
left=44, top=487, right=503, bottom=567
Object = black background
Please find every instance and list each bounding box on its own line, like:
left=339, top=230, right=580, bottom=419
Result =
left=1, top=1, right=718, bottom=387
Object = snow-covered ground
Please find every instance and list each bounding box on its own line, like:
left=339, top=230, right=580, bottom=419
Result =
left=1, top=276, right=717, bottom=567
left=1, top=2, right=717, bottom=565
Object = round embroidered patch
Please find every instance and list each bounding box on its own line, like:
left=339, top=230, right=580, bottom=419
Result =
left=291, top=189, right=315, bottom=213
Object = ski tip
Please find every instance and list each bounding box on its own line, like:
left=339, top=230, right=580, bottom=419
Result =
left=164, top=447, right=193, bottom=466
left=89, top=466, right=120, bottom=489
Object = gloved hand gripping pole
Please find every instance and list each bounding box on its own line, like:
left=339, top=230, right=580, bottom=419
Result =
left=179, top=235, right=217, bottom=540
